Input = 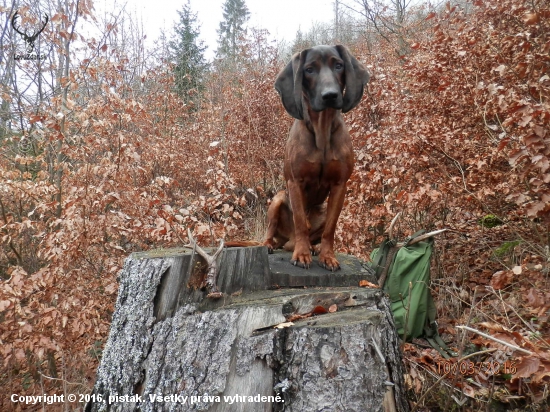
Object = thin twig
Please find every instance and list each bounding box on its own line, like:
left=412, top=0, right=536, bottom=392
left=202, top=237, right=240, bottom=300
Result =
left=456, top=325, right=533, bottom=355
left=38, top=371, right=81, bottom=386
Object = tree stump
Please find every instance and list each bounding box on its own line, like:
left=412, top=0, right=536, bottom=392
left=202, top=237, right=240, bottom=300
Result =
left=86, top=246, right=409, bottom=412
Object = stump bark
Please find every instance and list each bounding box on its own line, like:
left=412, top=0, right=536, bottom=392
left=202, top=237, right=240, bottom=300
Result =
left=86, top=246, right=409, bottom=412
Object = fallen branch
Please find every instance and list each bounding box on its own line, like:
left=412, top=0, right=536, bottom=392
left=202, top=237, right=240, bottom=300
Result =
left=456, top=325, right=533, bottom=355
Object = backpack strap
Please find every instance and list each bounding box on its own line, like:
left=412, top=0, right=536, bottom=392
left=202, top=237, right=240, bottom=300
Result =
left=370, top=237, right=396, bottom=282
left=377, top=246, right=398, bottom=288
left=424, top=321, right=457, bottom=359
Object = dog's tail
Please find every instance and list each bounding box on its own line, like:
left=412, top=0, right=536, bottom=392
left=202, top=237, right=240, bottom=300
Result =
left=224, top=240, right=264, bottom=248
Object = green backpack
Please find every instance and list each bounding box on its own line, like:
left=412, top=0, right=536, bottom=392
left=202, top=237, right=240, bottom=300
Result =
left=370, top=231, right=455, bottom=358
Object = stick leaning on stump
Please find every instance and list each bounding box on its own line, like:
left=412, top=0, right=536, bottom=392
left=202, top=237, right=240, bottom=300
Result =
left=85, top=242, right=409, bottom=412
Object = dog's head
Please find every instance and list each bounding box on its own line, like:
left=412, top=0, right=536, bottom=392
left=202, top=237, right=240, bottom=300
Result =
left=275, top=45, right=370, bottom=120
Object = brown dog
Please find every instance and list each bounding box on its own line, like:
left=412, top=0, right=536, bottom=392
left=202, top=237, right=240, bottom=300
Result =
left=263, top=45, right=369, bottom=271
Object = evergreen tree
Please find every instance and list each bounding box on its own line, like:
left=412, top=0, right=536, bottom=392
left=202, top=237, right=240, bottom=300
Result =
left=169, top=1, right=208, bottom=102
left=216, top=0, right=250, bottom=61
left=292, top=27, right=309, bottom=53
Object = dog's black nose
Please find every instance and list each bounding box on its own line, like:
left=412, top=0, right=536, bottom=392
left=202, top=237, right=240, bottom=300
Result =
left=322, top=90, right=338, bottom=101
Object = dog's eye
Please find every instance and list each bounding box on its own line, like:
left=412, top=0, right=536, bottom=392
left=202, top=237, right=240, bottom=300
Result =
left=305, top=67, right=314, bottom=74
left=335, top=63, right=344, bottom=70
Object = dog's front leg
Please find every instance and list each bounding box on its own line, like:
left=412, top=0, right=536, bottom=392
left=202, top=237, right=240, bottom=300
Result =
left=287, top=180, right=312, bottom=268
left=318, top=182, right=347, bottom=271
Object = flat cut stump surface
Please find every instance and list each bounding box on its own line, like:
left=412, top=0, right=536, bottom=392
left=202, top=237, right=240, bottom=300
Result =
left=268, top=249, right=375, bottom=287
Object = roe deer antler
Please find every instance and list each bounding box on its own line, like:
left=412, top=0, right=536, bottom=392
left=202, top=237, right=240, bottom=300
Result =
left=185, top=228, right=225, bottom=298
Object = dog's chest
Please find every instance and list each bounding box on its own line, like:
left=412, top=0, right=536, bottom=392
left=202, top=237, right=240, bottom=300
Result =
left=285, top=119, right=354, bottom=186
left=288, top=148, right=352, bottom=186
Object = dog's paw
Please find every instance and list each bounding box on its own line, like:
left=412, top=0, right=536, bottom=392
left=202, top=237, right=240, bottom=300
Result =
left=290, top=258, right=311, bottom=269
left=263, top=240, right=275, bottom=254
left=310, top=244, right=321, bottom=256
left=291, top=249, right=312, bottom=269
left=318, top=255, right=341, bottom=272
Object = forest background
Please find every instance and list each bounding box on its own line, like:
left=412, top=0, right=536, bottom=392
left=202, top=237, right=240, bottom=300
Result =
left=1, top=0, right=549, bottom=410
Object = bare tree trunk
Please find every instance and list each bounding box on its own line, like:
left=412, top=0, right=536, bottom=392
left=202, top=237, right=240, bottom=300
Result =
left=86, top=247, right=409, bottom=412
left=54, top=0, right=79, bottom=217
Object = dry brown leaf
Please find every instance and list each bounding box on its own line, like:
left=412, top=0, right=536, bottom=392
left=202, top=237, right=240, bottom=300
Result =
left=462, top=384, right=476, bottom=398
left=523, top=13, right=540, bottom=25
left=286, top=313, right=309, bottom=322
left=478, top=322, right=509, bottom=333
left=359, top=280, right=379, bottom=288
left=525, top=288, right=545, bottom=308
left=312, top=306, right=328, bottom=314
left=490, top=270, right=513, bottom=290
left=514, top=356, right=541, bottom=379
left=0, top=300, right=11, bottom=311
left=105, top=283, right=118, bottom=295
left=493, top=332, right=523, bottom=346
left=532, top=369, right=550, bottom=383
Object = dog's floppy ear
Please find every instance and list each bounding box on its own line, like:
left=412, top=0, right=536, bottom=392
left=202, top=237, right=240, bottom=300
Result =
left=274, top=50, right=308, bottom=120
left=335, top=45, right=370, bottom=113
